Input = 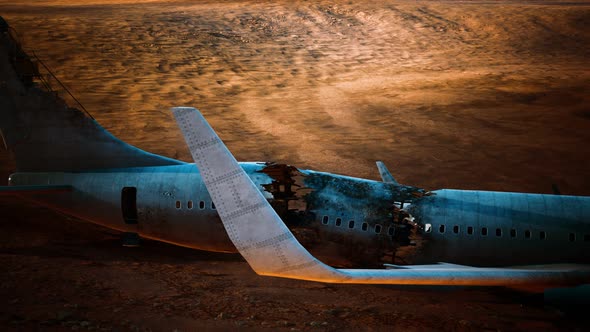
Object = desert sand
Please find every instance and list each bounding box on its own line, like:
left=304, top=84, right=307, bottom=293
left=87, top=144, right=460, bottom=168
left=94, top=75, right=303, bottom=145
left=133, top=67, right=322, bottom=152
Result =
left=1, top=0, right=589, bottom=330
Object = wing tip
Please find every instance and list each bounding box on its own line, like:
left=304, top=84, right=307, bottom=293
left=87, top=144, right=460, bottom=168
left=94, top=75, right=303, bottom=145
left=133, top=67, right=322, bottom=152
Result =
left=171, top=106, right=199, bottom=113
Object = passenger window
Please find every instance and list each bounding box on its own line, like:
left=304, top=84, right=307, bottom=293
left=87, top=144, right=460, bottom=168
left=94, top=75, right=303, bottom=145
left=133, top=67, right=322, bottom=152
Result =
left=199, top=201, right=205, bottom=209
left=424, top=223, right=432, bottom=233
left=211, top=202, right=216, bottom=210
left=388, top=226, right=394, bottom=236
left=585, top=234, right=590, bottom=242
left=335, top=218, right=342, bottom=227
left=322, top=216, right=329, bottom=225
left=496, top=228, right=502, bottom=237
left=187, top=200, right=193, bottom=209
left=453, top=225, right=459, bottom=234
left=362, top=223, right=368, bottom=231
left=569, top=233, right=576, bottom=242
left=375, top=225, right=382, bottom=234
left=175, top=200, right=181, bottom=209
left=525, top=230, right=531, bottom=239
left=510, top=229, right=516, bottom=238
left=439, top=224, right=445, bottom=233
left=467, top=226, right=473, bottom=235
left=481, top=227, right=488, bottom=236
left=348, top=220, right=355, bottom=229
left=540, top=231, right=546, bottom=240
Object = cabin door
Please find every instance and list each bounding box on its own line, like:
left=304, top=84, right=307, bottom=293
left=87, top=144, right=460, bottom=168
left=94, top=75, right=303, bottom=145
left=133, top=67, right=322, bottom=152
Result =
left=121, top=186, right=138, bottom=225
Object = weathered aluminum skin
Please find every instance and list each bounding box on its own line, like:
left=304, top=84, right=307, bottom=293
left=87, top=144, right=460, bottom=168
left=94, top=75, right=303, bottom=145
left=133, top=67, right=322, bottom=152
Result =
left=9, top=164, right=260, bottom=252
left=9, top=165, right=590, bottom=268
left=408, top=190, right=590, bottom=266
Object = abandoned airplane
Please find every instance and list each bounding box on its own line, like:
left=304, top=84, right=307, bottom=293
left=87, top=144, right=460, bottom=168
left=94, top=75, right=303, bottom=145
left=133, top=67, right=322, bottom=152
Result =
left=1, top=18, right=590, bottom=289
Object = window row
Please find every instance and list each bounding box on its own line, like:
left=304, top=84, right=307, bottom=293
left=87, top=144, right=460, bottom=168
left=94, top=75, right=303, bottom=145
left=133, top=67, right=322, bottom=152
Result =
left=321, top=216, right=392, bottom=235
left=175, top=200, right=216, bottom=210
left=429, top=223, right=590, bottom=242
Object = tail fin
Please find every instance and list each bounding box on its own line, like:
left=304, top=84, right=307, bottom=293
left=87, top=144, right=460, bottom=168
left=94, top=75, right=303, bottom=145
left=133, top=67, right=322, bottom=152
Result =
left=0, top=20, right=182, bottom=172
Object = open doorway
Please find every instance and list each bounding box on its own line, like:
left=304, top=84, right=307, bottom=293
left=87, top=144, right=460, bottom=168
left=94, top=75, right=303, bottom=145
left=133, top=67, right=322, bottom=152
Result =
left=121, top=187, right=138, bottom=224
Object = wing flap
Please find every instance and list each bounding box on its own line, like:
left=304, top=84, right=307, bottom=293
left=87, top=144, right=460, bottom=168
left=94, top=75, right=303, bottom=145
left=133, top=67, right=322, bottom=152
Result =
left=172, top=107, right=590, bottom=287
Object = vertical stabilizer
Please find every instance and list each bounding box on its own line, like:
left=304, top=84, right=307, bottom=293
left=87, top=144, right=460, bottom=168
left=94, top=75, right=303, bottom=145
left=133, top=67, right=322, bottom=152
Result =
left=0, top=19, right=182, bottom=172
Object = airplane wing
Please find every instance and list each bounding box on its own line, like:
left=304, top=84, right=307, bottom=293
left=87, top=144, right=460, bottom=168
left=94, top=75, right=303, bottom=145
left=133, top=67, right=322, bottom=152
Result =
left=0, top=185, right=72, bottom=195
left=172, top=107, right=590, bottom=287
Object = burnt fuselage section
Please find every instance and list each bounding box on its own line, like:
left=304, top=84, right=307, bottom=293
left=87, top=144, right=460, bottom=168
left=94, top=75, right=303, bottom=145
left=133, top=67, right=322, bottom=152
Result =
left=258, top=163, right=429, bottom=267
left=256, top=163, right=590, bottom=267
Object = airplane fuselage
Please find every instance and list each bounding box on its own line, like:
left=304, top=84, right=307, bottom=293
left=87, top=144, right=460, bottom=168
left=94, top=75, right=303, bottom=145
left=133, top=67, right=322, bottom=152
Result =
left=8, top=162, right=590, bottom=268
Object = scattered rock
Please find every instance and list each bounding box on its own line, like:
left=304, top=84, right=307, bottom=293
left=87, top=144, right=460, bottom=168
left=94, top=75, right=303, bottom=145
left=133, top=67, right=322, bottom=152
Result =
left=324, top=308, right=340, bottom=316
left=56, top=310, right=74, bottom=321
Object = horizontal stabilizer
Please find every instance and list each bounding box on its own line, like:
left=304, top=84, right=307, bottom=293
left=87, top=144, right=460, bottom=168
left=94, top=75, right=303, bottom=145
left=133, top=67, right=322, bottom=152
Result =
left=173, top=107, right=590, bottom=287
left=0, top=185, right=72, bottom=195
left=376, top=161, right=399, bottom=185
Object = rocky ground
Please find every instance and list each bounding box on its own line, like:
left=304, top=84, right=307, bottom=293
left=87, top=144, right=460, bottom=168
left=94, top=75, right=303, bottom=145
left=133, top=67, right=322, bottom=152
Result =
left=1, top=0, right=589, bottom=330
